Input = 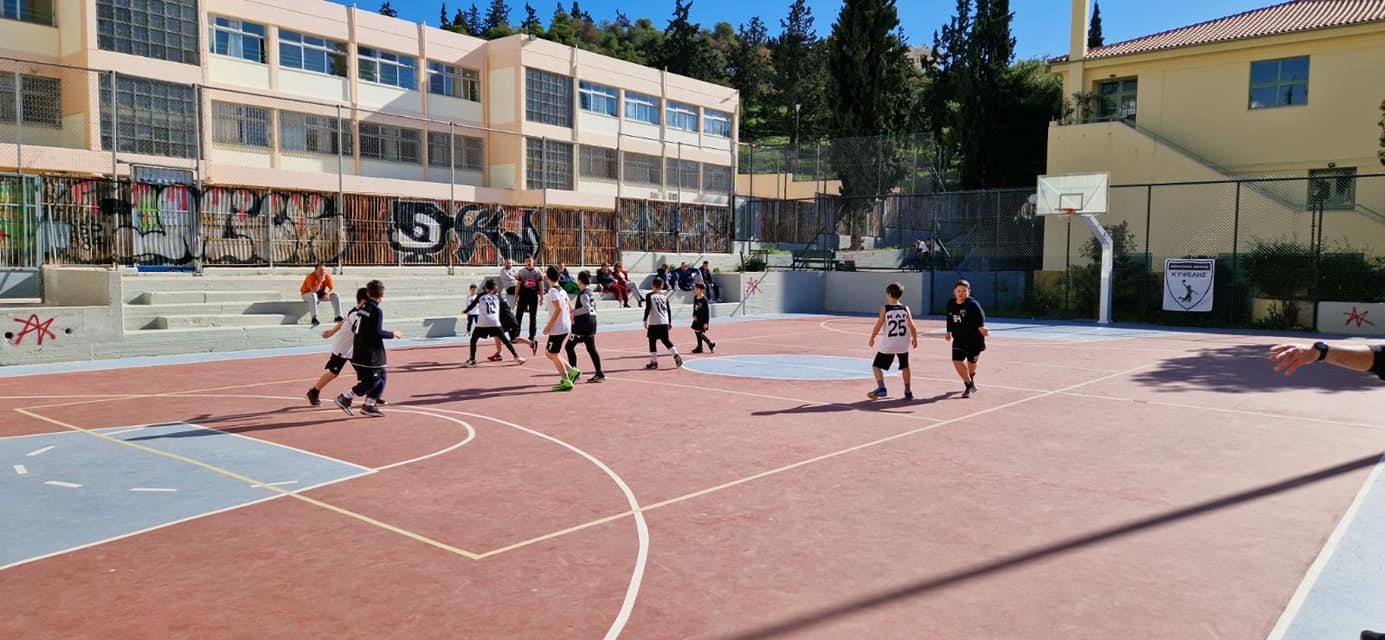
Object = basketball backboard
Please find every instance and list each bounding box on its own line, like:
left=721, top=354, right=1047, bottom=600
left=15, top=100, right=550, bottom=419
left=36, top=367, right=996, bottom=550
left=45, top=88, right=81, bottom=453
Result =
left=1037, top=172, right=1109, bottom=215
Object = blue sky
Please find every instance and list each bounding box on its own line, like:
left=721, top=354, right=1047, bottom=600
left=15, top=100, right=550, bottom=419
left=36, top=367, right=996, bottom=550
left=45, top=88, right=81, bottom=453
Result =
left=332, top=0, right=1272, bottom=59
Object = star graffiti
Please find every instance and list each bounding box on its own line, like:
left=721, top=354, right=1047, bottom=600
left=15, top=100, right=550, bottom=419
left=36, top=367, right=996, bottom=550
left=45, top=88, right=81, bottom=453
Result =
left=1344, top=306, right=1375, bottom=328
left=744, top=276, right=762, bottom=298
left=12, top=314, right=57, bottom=346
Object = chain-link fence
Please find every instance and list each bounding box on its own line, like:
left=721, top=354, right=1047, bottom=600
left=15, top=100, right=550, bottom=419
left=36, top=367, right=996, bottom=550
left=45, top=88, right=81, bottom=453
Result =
left=0, top=55, right=734, bottom=271
left=738, top=133, right=947, bottom=200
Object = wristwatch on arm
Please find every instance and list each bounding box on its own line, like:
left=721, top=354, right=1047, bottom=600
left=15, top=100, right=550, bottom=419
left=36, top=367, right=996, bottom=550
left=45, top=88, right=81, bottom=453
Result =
left=1313, top=341, right=1329, bottom=362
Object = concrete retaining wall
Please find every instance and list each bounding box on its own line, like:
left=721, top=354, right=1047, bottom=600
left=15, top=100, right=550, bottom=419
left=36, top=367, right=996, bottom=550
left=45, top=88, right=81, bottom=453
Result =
left=825, top=272, right=930, bottom=315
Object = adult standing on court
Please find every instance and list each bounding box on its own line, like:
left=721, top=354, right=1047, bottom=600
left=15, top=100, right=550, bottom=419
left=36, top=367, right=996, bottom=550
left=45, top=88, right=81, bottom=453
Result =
left=513, top=256, right=547, bottom=352
left=499, top=258, right=518, bottom=302
left=1269, top=342, right=1385, bottom=379
left=300, top=263, right=343, bottom=328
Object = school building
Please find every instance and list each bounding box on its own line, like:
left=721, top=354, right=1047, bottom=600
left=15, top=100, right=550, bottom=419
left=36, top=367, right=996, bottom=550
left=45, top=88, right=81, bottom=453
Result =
left=1045, top=0, right=1385, bottom=271
left=0, top=0, right=739, bottom=243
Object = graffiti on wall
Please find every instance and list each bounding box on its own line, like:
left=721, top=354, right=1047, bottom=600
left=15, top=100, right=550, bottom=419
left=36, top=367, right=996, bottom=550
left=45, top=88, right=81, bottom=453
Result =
left=10, top=314, right=56, bottom=346
left=389, top=200, right=541, bottom=264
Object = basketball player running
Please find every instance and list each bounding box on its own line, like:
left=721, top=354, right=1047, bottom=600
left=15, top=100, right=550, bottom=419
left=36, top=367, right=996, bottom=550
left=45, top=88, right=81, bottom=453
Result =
left=867, top=282, right=918, bottom=400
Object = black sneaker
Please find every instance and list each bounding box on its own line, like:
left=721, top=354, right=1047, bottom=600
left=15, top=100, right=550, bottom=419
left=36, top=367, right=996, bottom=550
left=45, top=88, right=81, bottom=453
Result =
left=361, top=404, right=384, bottom=417
left=967, top=382, right=978, bottom=395
left=306, top=388, right=321, bottom=406
left=333, top=394, right=354, bottom=415
left=333, top=316, right=344, bottom=322
left=1362, top=632, right=1385, bottom=640
left=376, top=399, right=388, bottom=406
left=311, top=318, right=321, bottom=328
left=691, top=347, right=704, bottom=354
left=961, top=385, right=972, bottom=399
left=530, top=340, right=538, bottom=355
left=588, top=373, right=606, bottom=383
left=709, top=342, right=716, bottom=353
left=645, top=362, right=658, bottom=370
left=674, top=353, right=684, bottom=368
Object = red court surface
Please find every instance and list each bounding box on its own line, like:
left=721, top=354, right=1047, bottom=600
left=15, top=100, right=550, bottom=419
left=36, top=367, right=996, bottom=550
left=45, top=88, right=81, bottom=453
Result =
left=3, top=315, right=1384, bottom=639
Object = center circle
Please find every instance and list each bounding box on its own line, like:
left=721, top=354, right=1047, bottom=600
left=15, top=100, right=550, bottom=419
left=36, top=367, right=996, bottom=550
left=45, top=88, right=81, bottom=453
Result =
left=682, top=354, right=895, bottom=380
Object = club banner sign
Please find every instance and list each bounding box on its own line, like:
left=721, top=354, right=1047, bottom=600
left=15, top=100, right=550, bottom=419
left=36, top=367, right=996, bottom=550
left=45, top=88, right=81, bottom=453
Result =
left=1163, top=259, right=1215, bottom=312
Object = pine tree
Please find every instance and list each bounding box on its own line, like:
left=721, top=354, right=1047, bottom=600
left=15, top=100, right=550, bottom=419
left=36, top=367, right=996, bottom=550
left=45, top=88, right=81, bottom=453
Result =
left=484, top=0, right=513, bottom=37
left=378, top=1, right=398, bottom=17
left=729, top=17, right=773, bottom=138
left=464, top=4, right=484, bottom=35
left=656, top=0, right=723, bottom=82
left=452, top=7, right=469, bottom=33
left=547, top=4, right=577, bottom=44
left=771, top=0, right=825, bottom=145
left=1087, top=1, right=1104, bottom=48
left=826, top=0, right=915, bottom=247
left=440, top=3, right=451, bottom=27
left=521, top=3, right=543, bottom=35
left=569, top=1, right=590, bottom=22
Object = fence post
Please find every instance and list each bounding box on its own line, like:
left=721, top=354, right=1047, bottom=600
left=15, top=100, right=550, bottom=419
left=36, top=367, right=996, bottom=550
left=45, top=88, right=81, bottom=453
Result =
left=335, top=104, right=345, bottom=273
left=448, top=121, right=456, bottom=275
left=541, top=136, right=549, bottom=265
left=267, top=189, right=275, bottom=271
left=1143, top=185, right=1153, bottom=321
left=1230, top=181, right=1241, bottom=326
left=108, top=70, right=118, bottom=270
left=192, top=83, right=204, bottom=275
left=579, top=209, right=585, bottom=266
left=1064, top=215, right=1072, bottom=316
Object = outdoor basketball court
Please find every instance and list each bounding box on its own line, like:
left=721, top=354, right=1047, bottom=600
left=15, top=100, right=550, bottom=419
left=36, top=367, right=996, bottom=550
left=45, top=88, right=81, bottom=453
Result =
left=2, top=313, right=1382, bottom=639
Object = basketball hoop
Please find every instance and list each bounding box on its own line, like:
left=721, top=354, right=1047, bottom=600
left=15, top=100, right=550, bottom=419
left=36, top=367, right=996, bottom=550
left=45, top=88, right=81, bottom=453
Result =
left=1059, top=208, right=1078, bottom=218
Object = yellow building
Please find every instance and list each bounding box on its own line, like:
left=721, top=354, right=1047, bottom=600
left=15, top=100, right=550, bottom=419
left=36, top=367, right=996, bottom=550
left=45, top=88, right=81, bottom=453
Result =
left=1045, top=0, right=1385, bottom=270
left=0, top=0, right=739, bottom=212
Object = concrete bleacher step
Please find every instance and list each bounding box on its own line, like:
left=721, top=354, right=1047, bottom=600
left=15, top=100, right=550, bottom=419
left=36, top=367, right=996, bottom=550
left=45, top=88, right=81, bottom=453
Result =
left=152, top=314, right=292, bottom=330
left=131, top=290, right=286, bottom=305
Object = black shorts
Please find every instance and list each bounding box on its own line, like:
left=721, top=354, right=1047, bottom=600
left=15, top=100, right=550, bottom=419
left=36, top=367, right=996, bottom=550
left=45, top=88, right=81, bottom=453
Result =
left=546, top=334, right=567, bottom=354
left=873, top=352, right=909, bottom=370
left=324, top=353, right=349, bottom=375
left=474, top=326, right=503, bottom=339
left=951, top=345, right=982, bottom=363
left=646, top=325, right=670, bottom=341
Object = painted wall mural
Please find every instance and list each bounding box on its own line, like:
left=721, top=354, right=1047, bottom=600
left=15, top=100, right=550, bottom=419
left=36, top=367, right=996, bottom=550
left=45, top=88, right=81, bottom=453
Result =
left=11, top=175, right=732, bottom=268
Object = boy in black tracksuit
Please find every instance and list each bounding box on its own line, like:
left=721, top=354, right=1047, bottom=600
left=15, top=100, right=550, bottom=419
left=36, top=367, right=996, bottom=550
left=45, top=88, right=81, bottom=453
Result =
left=945, top=279, right=989, bottom=399
left=690, top=283, right=716, bottom=354
left=335, top=279, right=400, bottom=417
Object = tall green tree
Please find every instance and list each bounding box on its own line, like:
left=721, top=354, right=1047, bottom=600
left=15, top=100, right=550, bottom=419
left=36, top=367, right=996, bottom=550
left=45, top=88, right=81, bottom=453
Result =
left=546, top=4, right=577, bottom=44
left=520, top=3, right=544, bottom=35
left=656, top=0, right=723, bottom=83
left=378, top=1, right=398, bottom=17
left=926, top=0, right=1019, bottom=188
left=484, top=0, right=513, bottom=38
left=1087, top=1, right=1104, bottom=48
left=440, top=2, right=451, bottom=27
left=826, top=0, right=915, bottom=247
left=771, top=0, right=826, bottom=145
left=729, top=17, right=773, bottom=139
left=464, top=4, right=484, bottom=35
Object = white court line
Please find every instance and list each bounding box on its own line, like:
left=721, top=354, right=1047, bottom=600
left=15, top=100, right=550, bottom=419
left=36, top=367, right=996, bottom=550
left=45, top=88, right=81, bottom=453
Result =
left=129, top=487, right=177, bottom=493
left=44, top=480, right=81, bottom=488
left=138, top=418, right=376, bottom=473
left=13, top=464, right=27, bottom=475
left=25, top=446, right=53, bottom=457
left=1266, top=455, right=1385, bottom=640
left=250, top=480, right=299, bottom=488
left=1059, top=391, right=1385, bottom=432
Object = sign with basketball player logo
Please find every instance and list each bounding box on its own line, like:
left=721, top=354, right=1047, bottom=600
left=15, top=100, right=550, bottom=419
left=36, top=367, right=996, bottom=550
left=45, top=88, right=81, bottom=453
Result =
left=1163, top=259, right=1215, bottom=312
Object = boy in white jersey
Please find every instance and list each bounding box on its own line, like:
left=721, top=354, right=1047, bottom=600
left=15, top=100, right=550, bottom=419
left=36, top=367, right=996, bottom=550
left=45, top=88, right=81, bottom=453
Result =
left=642, top=276, right=683, bottom=370
left=542, top=266, right=581, bottom=391
left=307, top=287, right=368, bottom=406
left=867, top=282, right=919, bottom=401
left=461, top=279, right=523, bottom=367
left=565, top=270, right=606, bottom=382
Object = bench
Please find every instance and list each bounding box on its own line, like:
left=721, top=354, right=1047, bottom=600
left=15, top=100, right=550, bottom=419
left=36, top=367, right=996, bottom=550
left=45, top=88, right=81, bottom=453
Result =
left=791, top=248, right=836, bottom=271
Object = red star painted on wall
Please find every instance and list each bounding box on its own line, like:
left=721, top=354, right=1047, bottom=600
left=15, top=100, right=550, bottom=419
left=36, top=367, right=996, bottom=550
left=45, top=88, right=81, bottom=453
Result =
left=744, top=277, right=762, bottom=298
left=12, top=314, right=57, bottom=346
left=1344, top=306, right=1376, bottom=328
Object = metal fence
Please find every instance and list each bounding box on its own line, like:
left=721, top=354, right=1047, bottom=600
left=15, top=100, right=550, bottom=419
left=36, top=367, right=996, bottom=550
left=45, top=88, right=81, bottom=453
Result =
left=0, top=55, right=735, bottom=270
left=738, top=133, right=947, bottom=200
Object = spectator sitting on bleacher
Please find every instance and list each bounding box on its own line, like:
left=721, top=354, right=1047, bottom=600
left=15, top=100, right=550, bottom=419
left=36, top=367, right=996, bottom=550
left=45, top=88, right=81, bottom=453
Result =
left=612, top=263, right=636, bottom=307
left=557, top=262, right=580, bottom=295
left=675, top=262, right=695, bottom=291
left=698, top=261, right=722, bottom=302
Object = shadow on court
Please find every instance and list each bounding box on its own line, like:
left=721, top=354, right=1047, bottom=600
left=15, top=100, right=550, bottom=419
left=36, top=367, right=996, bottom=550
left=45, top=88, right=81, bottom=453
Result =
left=1131, top=344, right=1380, bottom=393
left=750, top=393, right=953, bottom=417
left=721, top=452, right=1384, bottom=640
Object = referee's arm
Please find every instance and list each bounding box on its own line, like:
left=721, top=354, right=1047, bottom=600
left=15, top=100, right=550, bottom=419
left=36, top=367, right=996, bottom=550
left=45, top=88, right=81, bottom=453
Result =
left=1270, top=343, right=1383, bottom=378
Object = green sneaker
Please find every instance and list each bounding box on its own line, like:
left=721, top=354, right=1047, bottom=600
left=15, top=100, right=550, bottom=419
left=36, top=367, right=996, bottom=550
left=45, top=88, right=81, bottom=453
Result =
left=552, top=379, right=575, bottom=392
left=567, top=367, right=582, bottom=382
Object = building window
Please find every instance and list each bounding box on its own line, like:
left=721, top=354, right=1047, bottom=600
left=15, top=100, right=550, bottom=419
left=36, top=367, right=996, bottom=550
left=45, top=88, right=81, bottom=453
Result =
left=359, top=47, right=418, bottom=90
left=1250, top=56, right=1308, bottom=109
left=99, top=75, right=198, bottom=158
left=209, top=17, right=266, bottom=63
left=665, top=158, right=700, bottom=189
left=526, top=137, right=574, bottom=190
left=702, top=164, right=732, bottom=192
left=525, top=68, right=572, bottom=127
left=579, top=81, right=617, bottom=117
left=279, top=30, right=348, bottom=78
left=427, top=132, right=484, bottom=171
left=703, top=109, right=732, bottom=138
left=1, top=0, right=54, bottom=25
left=359, top=123, right=420, bottom=163
left=1308, top=168, right=1356, bottom=210
left=0, top=74, right=61, bottom=128
left=97, top=0, right=200, bottom=64
left=667, top=101, right=698, bottom=132
left=280, top=111, right=352, bottom=155
left=622, top=152, right=661, bottom=186
left=1096, top=78, right=1137, bottom=122
left=578, top=145, right=618, bottom=180
left=624, top=92, right=659, bottom=125
left=211, top=102, right=272, bottom=148
left=427, top=62, right=480, bottom=102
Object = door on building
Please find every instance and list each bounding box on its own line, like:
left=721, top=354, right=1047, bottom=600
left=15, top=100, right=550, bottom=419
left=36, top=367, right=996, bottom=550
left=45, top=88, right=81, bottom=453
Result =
left=1097, top=78, right=1138, bottom=123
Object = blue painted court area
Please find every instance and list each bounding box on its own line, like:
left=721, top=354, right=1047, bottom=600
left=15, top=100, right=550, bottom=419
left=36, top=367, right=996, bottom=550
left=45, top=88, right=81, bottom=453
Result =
left=1279, top=458, right=1385, bottom=640
left=684, top=354, right=895, bottom=380
left=0, top=423, right=370, bottom=569
left=927, top=321, right=1180, bottom=343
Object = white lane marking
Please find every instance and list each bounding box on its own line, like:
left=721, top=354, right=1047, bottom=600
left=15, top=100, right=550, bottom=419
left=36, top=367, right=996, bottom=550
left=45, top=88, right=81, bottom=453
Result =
left=249, top=481, right=299, bottom=488
left=13, top=464, right=28, bottom=475
left=129, top=487, right=178, bottom=493
left=44, top=480, right=81, bottom=488
left=25, top=446, right=54, bottom=457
